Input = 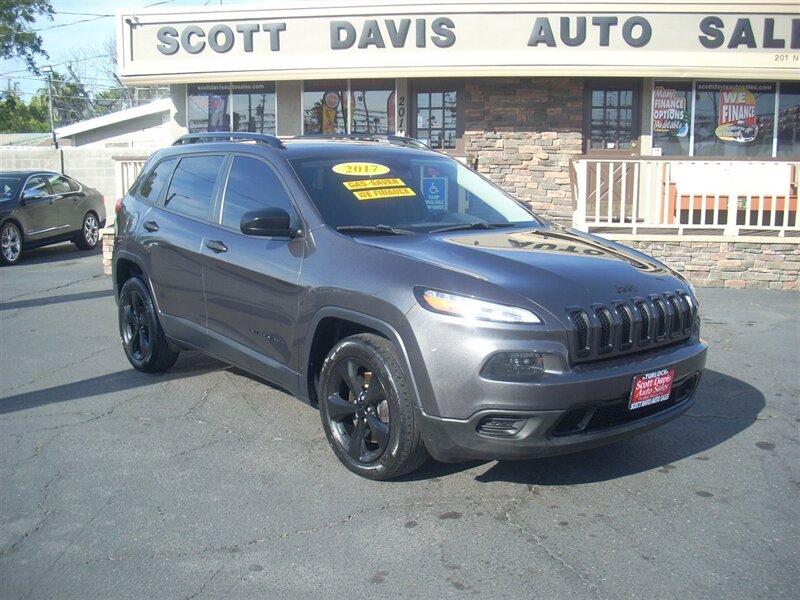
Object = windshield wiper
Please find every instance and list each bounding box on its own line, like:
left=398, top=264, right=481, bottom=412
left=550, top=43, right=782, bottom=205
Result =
left=336, top=224, right=414, bottom=235
left=429, top=222, right=515, bottom=234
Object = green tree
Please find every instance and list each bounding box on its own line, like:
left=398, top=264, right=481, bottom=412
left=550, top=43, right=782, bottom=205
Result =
left=0, top=91, right=49, bottom=132
left=0, top=0, right=55, bottom=75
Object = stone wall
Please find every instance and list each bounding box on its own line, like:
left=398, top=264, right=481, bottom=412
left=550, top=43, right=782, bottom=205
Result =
left=463, top=77, right=583, bottom=224
left=620, top=239, right=800, bottom=290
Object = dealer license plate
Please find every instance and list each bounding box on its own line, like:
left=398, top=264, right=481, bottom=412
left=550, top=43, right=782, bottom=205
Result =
left=629, top=368, right=675, bottom=410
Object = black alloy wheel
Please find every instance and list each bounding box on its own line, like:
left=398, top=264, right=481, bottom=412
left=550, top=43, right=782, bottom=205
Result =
left=319, top=334, right=428, bottom=480
left=118, top=277, right=179, bottom=372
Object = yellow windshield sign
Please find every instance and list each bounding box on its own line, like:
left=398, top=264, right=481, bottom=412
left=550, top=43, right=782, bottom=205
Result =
left=332, top=162, right=390, bottom=176
left=343, top=178, right=406, bottom=191
left=354, top=187, right=416, bottom=201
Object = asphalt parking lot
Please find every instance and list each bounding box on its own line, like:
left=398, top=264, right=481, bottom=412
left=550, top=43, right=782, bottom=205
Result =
left=1, top=244, right=798, bottom=599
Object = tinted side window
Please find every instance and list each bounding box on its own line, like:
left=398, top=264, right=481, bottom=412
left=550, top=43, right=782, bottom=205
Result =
left=138, top=157, right=177, bottom=203
left=221, top=155, right=295, bottom=231
left=48, top=174, right=72, bottom=194
left=24, top=176, right=49, bottom=196
left=164, top=155, right=224, bottom=221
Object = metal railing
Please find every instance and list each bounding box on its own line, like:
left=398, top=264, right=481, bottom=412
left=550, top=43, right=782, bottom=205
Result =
left=112, top=156, right=148, bottom=201
left=570, top=157, right=799, bottom=237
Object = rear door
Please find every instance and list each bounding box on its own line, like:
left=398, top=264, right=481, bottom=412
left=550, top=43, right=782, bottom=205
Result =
left=201, top=153, right=305, bottom=387
left=143, top=153, right=225, bottom=344
left=45, top=173, right=82, bottom=233
left=20, top=174, right=58, bottom=241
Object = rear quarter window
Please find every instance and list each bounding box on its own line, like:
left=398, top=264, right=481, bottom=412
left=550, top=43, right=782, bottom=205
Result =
left=137, top=157, right=177, bottom=204
left=164, top=155, right=224, bottom=222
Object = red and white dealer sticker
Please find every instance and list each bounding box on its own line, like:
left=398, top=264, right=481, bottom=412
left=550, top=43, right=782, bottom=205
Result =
left=629, top=368, right=675, bottom=410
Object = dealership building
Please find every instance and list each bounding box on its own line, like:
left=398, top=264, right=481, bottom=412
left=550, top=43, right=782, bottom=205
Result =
left=115, top=0, right=800, bottom=288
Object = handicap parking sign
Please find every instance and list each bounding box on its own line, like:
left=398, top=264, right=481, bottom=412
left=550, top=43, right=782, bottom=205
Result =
left=422, top=177, right=447, bottom=211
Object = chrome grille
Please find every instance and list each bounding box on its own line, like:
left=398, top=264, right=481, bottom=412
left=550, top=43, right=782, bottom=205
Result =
left=567, top=291, right=695, bottom=363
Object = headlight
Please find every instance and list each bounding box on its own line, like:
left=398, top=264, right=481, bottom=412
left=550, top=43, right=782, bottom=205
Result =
left=416, top=289, right=541, bottom=324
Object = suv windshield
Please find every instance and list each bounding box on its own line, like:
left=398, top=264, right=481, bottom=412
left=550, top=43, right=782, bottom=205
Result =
left=288, top=151, right=541, bottom=233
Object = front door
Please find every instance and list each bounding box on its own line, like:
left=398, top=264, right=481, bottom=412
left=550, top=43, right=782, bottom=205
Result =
left=201, top=154, right=304, bottom=389
left=583, top=80, right=642, bottom=223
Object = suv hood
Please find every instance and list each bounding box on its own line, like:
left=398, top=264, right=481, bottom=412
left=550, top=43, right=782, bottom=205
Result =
left=356, top=227, right=685, bottom=309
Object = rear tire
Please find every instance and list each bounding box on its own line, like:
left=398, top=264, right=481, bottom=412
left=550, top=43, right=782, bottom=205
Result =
left=118, top=277, right=179, bottom=372
left=0, top=221, right=23, bottom=265
left=319, top=334, right=428, bottom=480
left=75, top=211, right=100, bottom=250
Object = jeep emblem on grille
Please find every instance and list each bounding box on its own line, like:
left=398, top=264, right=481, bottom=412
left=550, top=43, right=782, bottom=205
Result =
left=614, top=284, right=638, bottom=293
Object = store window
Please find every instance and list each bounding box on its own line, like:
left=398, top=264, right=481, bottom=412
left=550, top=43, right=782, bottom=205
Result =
left=693, top=82, right=775, bottom=158
left=187, top=83, right=276, bottom=134
left=585, top=82, right=639, bottom=152
left=777, top=82, right=800, bottom=158
left=650, top=80, right=800, bottom=158
left=350, top=80, right=395, bottom=134
left=651, top=82, right=692, bottom=156
left=412, top=81, right=464, bottom=151
left=303, top=80, right=396, bottom=135
left=303, top=81, right=348, bottom=135
left=415, top=88, right=458, bottom=150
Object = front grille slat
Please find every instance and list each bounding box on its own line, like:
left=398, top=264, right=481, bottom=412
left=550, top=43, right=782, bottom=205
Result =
left=594, top=306, right=614, bottom=353
left=568, top=290, right=695, bottom=364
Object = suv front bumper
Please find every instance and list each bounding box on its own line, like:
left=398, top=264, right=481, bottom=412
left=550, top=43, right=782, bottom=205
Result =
left=414, top=340, right=707, bottom=463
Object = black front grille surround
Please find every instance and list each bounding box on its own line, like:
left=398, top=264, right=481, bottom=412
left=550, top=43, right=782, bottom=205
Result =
left=551, top=372, right=700, bottom=437
left=566, top=291, right=695, bottom=363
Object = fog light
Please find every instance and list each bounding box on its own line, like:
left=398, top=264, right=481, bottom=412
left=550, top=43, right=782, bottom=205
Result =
left=477, top=415, right=526, bottom=437
left=481, top=352, right=544, bottom=381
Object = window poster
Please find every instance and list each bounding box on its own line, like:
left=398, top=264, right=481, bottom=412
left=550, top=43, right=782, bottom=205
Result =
left=652, top=86, right=689, bottom=138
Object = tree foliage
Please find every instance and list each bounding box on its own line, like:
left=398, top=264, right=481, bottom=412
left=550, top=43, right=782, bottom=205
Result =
left=0, top=91, right=49, bottom=132
left=0, top=0, right=55, bottom=75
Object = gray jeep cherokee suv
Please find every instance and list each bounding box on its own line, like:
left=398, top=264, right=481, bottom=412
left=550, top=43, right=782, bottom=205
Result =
left=113, top=133, right=707, bottom=480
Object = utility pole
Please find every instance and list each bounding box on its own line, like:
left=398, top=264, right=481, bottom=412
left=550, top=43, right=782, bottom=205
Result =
left=42, top=66, right=58, bottom=149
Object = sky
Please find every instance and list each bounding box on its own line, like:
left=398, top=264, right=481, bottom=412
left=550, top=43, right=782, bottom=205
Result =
left=1, top=0, right=260, bottom=99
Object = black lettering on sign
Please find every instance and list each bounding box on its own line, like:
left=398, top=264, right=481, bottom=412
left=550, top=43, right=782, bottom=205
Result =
left=416, top=18, right=426, bottom=48
left=622, top=16, right=651, bottom=48
left=386, top=19, right=411, bottom=47
left=560, top=16, right=586, bottom=46
left=236, top=23, right=259, bottom=52
left=528, top=17, right=556, bottom=47
left=698, top=16, right=725, bottom=48
left=728, top=19, right=757, bottom=48
left=359, top=19, right=386, bottom=48
left=208, top=24, right=234, bottom=53
left=263, top=22, right=286, bottom=51
left=592, top=16, right=618, bottom=47
left=182, top=25, right=206, bottom=54
left=397, top=95, right=406, bottom=131
left=431, top=17, right=456, bottom=48
left=157, top=26, right=179, bottom=55
left=331, top=21, right=356, bottom=49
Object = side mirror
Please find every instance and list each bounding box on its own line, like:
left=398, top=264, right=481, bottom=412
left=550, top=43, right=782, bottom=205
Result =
left=240, top=207, right=301, bottom=238
left=22, top=189, right=46, bottom=202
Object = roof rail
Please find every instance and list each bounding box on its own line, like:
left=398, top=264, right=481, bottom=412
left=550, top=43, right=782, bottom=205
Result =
left=172, top=132, right=285, bottom=149
left=297, top=134, right=432, bottom=150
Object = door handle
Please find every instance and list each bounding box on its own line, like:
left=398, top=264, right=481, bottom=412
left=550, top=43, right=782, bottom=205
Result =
left=205, top=240, right=228, bottom=253
left=143, top=221, right=159, bottom=232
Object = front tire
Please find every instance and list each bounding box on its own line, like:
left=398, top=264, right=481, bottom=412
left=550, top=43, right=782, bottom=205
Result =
left=319, top=334, right=428, bottom=480
left=0, top=221, right=23, bottom=265
left=118, top=277, right=179, bottom=372
left=75, top=211, right=100, bottom=250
